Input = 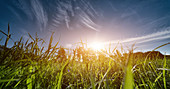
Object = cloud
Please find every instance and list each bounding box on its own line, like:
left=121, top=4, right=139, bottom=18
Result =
left=11, top=0, right=48, bottom=32
left=137, top=35, right=170, bottom=44
left=50, top=0, right=100, bottom=31
left=12, top=0, right=100, bottom=32
left=104, top=28, right=170, bottom=44
left=81, top=13, right=100, bottom=31
left=30, top=0, right=48, bottom=31
left=15, top=0, right=34, bottom=20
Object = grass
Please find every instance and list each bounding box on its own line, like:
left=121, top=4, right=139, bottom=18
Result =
left=0, top=25, right=170, bottom=89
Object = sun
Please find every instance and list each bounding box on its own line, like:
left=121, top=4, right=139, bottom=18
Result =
left=89, top=42, right=104, bottom=51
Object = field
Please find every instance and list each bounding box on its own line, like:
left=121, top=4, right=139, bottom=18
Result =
left=0, top=28, right=170, bottom=89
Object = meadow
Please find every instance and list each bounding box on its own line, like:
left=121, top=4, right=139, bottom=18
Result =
left=0, top=25, right=170, bottom=89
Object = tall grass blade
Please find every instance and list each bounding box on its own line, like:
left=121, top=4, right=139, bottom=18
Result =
left=0, top=79, right=19, bottom=83
left=28, top=33, right=35, bottom=41
left=97, top=60, right=111, bottom=89
left=163, top=57, right=167, bottom=89
left=57, top=60, right=69, bottom=89
left=123, top=53, right=134, bottom=89
left=27, top=66, right=33, bottom=89
left=14, top=79, right=22, bottom=88
left=5, top=76, right=14, bottom=87
left=48, top=32, right=54, bottom=50
left=123, top=64, right=133, bottom=89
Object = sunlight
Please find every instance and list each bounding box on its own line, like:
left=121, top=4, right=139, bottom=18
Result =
left=89, top=42, right=104, bottom=51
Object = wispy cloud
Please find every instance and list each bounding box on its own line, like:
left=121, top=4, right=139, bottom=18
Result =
left=104, top=28, right=170, bottom=44
left=81, top=12, right=100, bottom=31
left=30, top=0, right=48, bottom=31
left=12, top=0, right=48, bottom=32
left=79, top=0, right=100, bottom=31
left=51, top=0, right=100, bottom=31
left=16, top=0, right=34, bottom=20
left=12, top=0, right=100, bottom=32
left=137, top=35, right=170, bottom=44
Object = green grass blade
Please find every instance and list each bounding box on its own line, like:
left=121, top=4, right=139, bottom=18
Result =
left=97, top=61, right=111, bottom=89
left=153, top=73, right=162, bottom=87
left=163, top=57, right=167, bottom=89
left=123, top=64, right=134, bottom=89
left=57, top=60, right=69, bottom=89
left=0, top=79, right=19, bottom=83
left=27, top=78, right=32, bottom=89
left=27, top=66, right=33, bottom=89
left=14, top=79, right=22, bottom=88
left=123, top=54, right=134, bottom=89
left=5, top=76, right=15, bottom=87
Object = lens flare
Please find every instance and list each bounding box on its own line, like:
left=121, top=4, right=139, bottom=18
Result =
left=89, top=42, right=104, bottom=51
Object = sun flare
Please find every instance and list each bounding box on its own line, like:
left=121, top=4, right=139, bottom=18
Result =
left=89, top=42, right=104, bottom=51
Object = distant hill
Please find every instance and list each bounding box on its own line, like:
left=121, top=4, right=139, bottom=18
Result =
left=133, top=51, right=166, bottom=59
left=166, top=55, right=170, bottom=59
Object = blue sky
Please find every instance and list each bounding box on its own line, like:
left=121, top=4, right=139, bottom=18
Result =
left=0, top=0, right=170, bottom=54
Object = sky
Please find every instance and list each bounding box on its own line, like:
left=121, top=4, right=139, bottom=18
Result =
left=0, top=0, right=170, bottom=54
